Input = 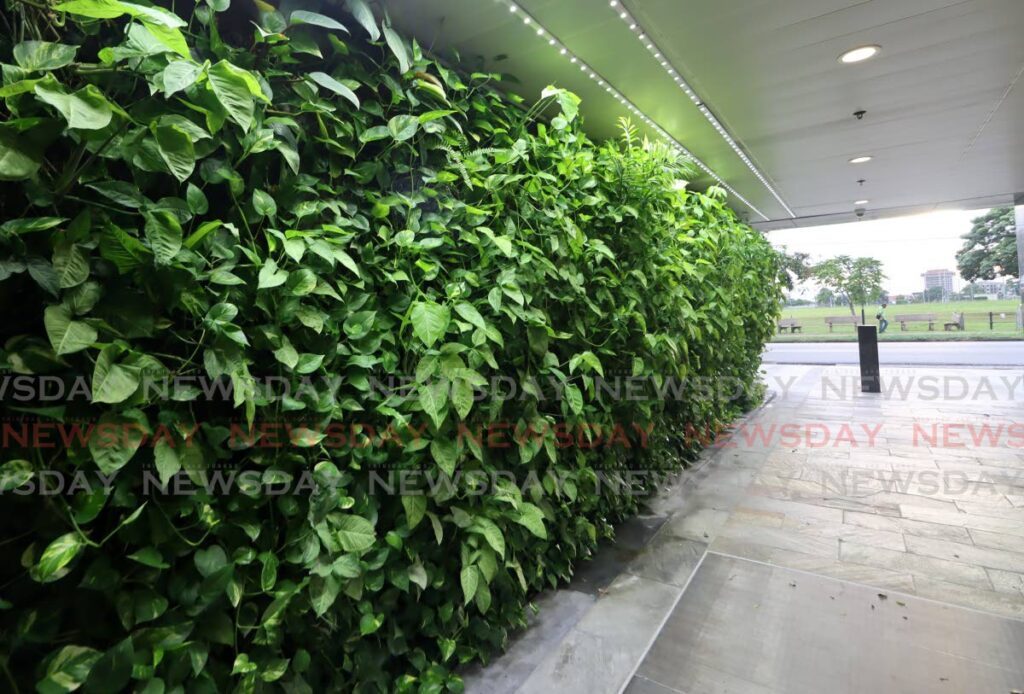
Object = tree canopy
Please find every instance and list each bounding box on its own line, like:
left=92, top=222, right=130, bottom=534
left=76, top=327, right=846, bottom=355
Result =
left=775, top=246, right=813, bottom=290
left=956, top=207, right=1018, bottom=281
left=813, top=256, right=886, bottom=316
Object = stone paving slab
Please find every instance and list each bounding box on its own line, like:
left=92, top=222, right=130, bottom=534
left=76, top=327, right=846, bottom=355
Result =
left=517, top=573, right=682, bottom=694
left=460, top=588, right=597, bottom=694
left=719, top=365, right=1024, bottom=620
left=629, top=553, right=1024, bottom=694
left=465, top=364, right=1024, bottom=692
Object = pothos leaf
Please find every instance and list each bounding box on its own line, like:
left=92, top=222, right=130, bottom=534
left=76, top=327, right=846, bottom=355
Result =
left=36, top=646, right=101, bottom=693
left=207, top=60, right=258, bottom=131
left=13, top=41, right=78, bottom=71
left=289, top=10, right=348, bottom=33
left=53, top=0, right=127, bottom=20
left=382, top=24, right=411, bottom=73
left=308, top=71, right=359, bottom=109
left=33, top=82, right=113, bottom=130
left=91, top=345, right=141, bottom=405
left=411, top=300, right=449, bottom=347
left=141, top=20, right=190, bottom=58
left=401, top=495, right=426, bottom=530
left=0, top=126, right=43, bottom=180
left=44, top=304, right=97, bottom=355
left=344, top=0, right=380, bottom=41
left=155, top=124, right=195, bottom=182
left=143, top=210, right=183, bottom=264
left=459, top=566, right=478, bottom=605
left=334, top=515, right=376, bottom=552
left=162, top=60, right=204, bottom=98
left=83, top=637, right=134, bottom=693
left=387, top=114, right=418, bottom=141
left=36, top=532, right=86, bottom=581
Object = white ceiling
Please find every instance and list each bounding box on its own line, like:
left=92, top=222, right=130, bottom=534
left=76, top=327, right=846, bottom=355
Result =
left=382, top=0, right=1024, bottom=229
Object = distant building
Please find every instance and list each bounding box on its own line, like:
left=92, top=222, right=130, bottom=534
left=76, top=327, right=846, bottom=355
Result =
left=921, top=269, right=955, bottom=296
left=971, top=280, right=1005, bottom=297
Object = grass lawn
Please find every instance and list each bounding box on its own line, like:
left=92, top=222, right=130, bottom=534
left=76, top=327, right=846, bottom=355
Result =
left=773, top=300, right=1023, bottom=342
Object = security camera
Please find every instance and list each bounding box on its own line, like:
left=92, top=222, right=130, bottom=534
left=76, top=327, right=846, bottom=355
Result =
left=854, top=207, right=866, bottom=218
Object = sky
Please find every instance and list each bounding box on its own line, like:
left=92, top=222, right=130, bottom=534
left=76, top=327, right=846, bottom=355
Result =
left=767, top=208, right=988, bottom=298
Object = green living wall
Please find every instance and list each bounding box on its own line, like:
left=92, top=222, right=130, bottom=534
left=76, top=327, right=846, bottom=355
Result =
left=0, top=0, right=783, bottom=691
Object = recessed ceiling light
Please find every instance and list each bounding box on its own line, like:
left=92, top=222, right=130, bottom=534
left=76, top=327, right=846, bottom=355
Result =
left=849, top=155, right=873, bottom=164
left=855, top=199, right=869, bottom=205
left=839, top=45, right=881, bottom=64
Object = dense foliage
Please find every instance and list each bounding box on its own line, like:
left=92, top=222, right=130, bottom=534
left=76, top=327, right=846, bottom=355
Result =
left=813, top=255, right=886, bottom=316
left=775, top=246, right=812, bottom=291
left=956, top=206, right=1018, bottom=281
left=0, top=0, right=782, bottom=691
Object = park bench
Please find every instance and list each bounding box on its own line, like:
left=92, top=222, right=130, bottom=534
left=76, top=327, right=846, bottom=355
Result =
left=944, top=312, right=964, bottom=331
left=777, top=318, right=802, bottom=333
left=824, top=316, right=861, bottom=332
left=894, top=313, right=936, bottom=331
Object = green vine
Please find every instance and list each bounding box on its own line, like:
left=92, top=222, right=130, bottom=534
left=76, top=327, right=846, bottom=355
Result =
left=0, top=0, right=783, bottom=691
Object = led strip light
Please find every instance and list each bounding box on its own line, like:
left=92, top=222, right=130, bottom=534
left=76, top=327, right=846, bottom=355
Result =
left=500, top=0, right=769, bottom=220
left=608, top=0, right=796, bottom=218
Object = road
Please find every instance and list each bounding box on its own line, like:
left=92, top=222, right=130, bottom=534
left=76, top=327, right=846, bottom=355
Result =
left=763, top=341, right=1024, bottom=366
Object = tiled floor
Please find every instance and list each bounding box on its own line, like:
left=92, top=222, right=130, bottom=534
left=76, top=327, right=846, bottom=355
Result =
left=716, top=364, right=1024, bottom=621
left=628, top=553, right=1024, bottom=694
left=464, top=364, right=1024, bottom=693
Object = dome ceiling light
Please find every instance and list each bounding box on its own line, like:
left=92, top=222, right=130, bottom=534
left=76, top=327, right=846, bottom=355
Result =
left=839, top=45, right=881, bottom=64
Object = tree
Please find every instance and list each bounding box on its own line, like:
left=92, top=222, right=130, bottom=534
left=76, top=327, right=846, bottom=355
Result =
left=813, top=256, right=886, bottom=316
left=923, top=286, right=944, bottom=303
left=956, top=207, right=1018, bottom=281
left=776, top=246, right=813, bottom=290
left=815, top=288, right=835, bottom=307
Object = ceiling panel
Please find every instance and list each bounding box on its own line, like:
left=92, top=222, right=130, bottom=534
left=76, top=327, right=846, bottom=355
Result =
left=381, top=0, right=1024, bottom=229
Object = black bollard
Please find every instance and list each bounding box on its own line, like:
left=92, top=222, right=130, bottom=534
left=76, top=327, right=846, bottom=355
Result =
left=858, top=325, right=881, bottom=393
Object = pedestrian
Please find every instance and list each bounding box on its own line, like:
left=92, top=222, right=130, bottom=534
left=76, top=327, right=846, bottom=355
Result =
left=876, top=302, right=888, bottom=334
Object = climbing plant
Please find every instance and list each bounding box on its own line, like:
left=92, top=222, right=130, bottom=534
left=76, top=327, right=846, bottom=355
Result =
left=0, top=0, right=783, bottom=691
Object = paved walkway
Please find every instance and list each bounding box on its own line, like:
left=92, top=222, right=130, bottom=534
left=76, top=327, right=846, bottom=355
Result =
left=464, top=364, right=1024, bottom=693
left=764, top=341, right=1024, bottom=366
